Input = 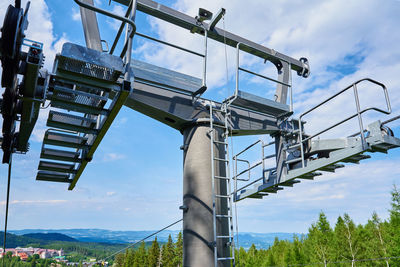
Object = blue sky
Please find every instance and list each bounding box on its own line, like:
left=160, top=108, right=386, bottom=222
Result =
left=0, top=0, right=399, bottom=234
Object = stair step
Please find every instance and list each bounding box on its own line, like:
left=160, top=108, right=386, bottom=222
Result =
left=36, top=171, right=72, bottom=183
left=58, top=42, right=124, bottom=82
left=280, top=179, right=301, bottom=187
left=41, top=148, right=81, bottom=163
left=50, top=85, right=109, bottom=115
left=263, top=186, right=284, bottom=193
left=319, top=163, right=345, bottom=172
left=43, top=129, right=88, bottom=149
left=248, top=194, right=263, bottom=199
left=47, top=111, right=98, bottom=134
left=298, top=172, right=322, bottom=180
left=342, top=154, right=371, bottom=164
left=38, top=161, right=77, bottom=174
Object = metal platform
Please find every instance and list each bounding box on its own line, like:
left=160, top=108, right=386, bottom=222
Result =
left=131, top=59, right=202, bottom=95
left=229, top=90, right=291, bottom=118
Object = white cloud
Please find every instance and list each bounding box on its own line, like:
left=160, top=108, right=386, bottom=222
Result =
left=72, top=8, right=81, bottom=21
left=140, top=0, right=400, bottom=127
left=103, top=152, right=126, bottom=162
left=0, top=199, right=67, bottom=205
left=106, top=191, right=116, bottom=197
left=106, top=4, right=126, bottom=31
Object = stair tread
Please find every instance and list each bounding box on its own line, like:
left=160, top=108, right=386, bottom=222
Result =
left=36, top=171, right=72, bottom=183
left=41, top=147, right=81, bottom=162
left=44, top=130, right=88, bottom=148
left=38, top=160, right=77, bottom=174
left=47, top=110, right=98, bottom=134
left=50, top=85, right=108, bottom=115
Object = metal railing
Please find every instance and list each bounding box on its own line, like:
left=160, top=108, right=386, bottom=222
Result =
left=73, top=0, right=137, bottom=61
left=233, top=139, right=275, bottom=193
left=230, top=42, right=293, bottom=111
left=291, top=78, right=391, bottom=168
left=108, top=3, right=208, bottom=94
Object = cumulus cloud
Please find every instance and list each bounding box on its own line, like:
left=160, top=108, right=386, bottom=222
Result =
left=72, top=8, right=81, bottom=21
left=141, top=0, right=400, bottom=130
left=103, top=153, right=126, bottom=162
left=0, top=199, right=67, bottom=205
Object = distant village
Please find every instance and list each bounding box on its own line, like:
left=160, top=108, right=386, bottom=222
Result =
left=0, top=247, right=108, bottom=266
left=0, top=247, right=64, bottom=261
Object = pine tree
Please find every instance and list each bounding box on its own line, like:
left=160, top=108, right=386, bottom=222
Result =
left=148, top=237, right=160, bottom=267
left=123, top=248, right=135, bottom=267
left=114, top=253, right=125, bottom=267
left=173, top=232, right=183, bottom=266
left=161, top=234, right=175, bottom=267
left=134, top=242, right=148, bottom=267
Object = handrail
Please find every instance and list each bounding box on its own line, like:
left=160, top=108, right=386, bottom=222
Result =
left=135, top=32, right=205, bottom=58
left=233, top=139, right=275, bottom=182
left=233, top=42, right=293, bottom=111
left=73, top=0, right=137, bottom=59
left=382, top=114, right=400, bottom=126
left=74, top=0, right=136, bottom=32
left=110, top=0, right=133, bottom=55
left=296, top=78, right=391, bottom=167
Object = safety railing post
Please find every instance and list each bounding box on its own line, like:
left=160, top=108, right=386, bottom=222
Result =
left=235, top=43, right=241, bottom=97
left=353, top=84, right=366, bottom=149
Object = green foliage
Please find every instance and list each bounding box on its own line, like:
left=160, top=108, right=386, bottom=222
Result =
left=112, top=185, right=400, bottom=267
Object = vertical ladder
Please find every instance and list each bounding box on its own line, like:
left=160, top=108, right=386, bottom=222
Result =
left=209, top=102, right=235, bottom=266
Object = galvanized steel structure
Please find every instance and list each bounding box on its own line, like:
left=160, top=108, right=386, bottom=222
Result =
left=0, top=1, right=400, bottom=266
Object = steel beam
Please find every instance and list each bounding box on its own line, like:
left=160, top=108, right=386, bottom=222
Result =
left=112, top=0, right=309, bottom=76
left=79, top=0, right=102, bottom=51
left=123, top=81, right=280, bottom=135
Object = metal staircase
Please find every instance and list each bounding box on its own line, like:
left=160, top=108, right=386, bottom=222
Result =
left=209, top=102, right=235, bottom=266
left=35, top=43, right=131, bottom=190
left=234, top=78, right=400, bottom=201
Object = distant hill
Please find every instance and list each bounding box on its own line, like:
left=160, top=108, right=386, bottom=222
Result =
left=9, top=229, right=301, bottom=249
left=0, top=232, right=42, bottom=248
left=0, top=231, right=77, bottom=248
left=23, top=233, right=77, bottom=242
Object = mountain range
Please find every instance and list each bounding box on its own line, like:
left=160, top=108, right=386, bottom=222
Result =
left=9, top=229, right=301, bottom=249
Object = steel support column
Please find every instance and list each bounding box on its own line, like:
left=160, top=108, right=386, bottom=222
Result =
left=274, top=61, right=291, bottom=182
left=79, top=0, right=102, bottom=51
left=182, top=123, right=229, bottom=267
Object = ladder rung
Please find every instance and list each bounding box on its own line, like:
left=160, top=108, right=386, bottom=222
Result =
left=216, top=215, right=232, bottom=218
left=217, top=257, right=234, bottom=261
left=215, top=195, right=230, bottom=198
left=214, top=175, right=229, bottom=180
left=216, top=235, right=233, bottom=239
left=213, top=140, right=228, bottom=145
left=214, top=157, right=228, bottom=162
left=212, top=124, right=226, bottom=129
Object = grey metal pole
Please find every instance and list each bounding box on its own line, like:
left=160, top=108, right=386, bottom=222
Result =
left=182, top=123, right=230, bottom=267
left=274, top=61, right=290, bottom=182
left=79, top=0, right=102, bottom=51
